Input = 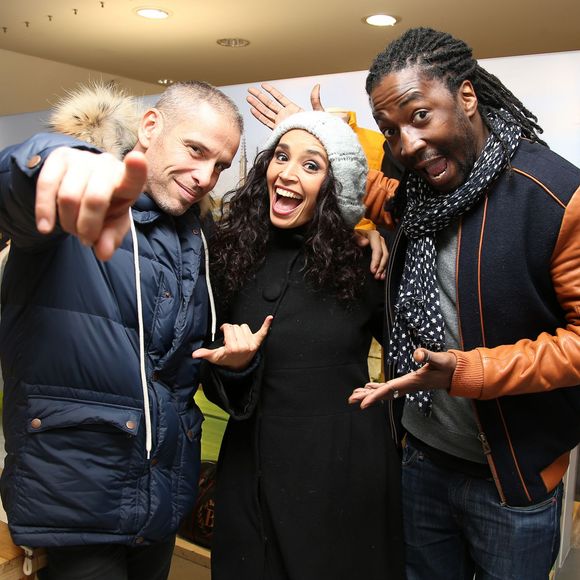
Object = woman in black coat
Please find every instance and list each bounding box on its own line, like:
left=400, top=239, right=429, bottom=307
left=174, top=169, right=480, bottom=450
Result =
left=193, top=112, right=404, bottom=580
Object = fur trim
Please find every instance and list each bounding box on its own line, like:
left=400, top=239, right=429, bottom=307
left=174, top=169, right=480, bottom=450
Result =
left=48, top=82, right=143, bottom=159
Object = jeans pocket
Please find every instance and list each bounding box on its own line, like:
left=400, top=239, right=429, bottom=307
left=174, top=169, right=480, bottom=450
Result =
left=402, top=440, right=421, bottom=467
left=503, top=483, right=562, bottom=512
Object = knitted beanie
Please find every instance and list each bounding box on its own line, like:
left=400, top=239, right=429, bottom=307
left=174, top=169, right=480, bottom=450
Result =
left=264, top=111, right=368, bottom=228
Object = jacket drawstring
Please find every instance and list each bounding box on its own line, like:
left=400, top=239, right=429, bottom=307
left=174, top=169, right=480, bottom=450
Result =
left=129, top=211, right=152, bottom=459
left=200, top=229, right=217, bottom=342
left=20, top=545, right=33, bottom=576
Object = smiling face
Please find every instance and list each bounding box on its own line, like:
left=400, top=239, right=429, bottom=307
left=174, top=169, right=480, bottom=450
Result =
left=370, top=67, right=489, bottom=193
left=266, top=129, right=329, bottom=229
left=137, top=100, right=240, bottom=216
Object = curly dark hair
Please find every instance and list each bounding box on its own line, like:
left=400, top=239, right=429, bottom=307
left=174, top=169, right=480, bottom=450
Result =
left=210, top=147, right=365, bottom=306
left=366, top=27, right=545, bottom=146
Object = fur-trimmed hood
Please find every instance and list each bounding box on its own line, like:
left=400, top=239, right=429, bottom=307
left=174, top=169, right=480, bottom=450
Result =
left=48, top=82, right=143, bottom=159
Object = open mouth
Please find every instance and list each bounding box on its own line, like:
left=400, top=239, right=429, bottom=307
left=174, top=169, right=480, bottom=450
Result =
left=422, top=157, right=448, bottom=181
left=272, top=187, right=303, bottom=215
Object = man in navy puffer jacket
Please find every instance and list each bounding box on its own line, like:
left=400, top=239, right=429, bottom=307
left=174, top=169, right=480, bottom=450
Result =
left=0, top=81, right=242, bottom=580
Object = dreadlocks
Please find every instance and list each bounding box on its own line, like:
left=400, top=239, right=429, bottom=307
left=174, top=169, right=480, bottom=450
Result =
left=366, top=27, right=546, bottom=146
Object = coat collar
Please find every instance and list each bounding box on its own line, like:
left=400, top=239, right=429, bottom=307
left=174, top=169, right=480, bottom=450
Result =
left=131, top=193, right=200, bottom=226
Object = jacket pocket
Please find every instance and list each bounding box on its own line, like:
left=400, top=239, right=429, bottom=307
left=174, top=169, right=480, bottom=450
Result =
left=12, top=396, right=143, bottom=534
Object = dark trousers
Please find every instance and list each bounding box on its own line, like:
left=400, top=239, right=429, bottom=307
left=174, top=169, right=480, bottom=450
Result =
left=37, top=536, right=176, bottom=580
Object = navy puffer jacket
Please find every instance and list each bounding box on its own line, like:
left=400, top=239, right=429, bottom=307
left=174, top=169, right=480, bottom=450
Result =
left=0, top=133, right=207, bottom=547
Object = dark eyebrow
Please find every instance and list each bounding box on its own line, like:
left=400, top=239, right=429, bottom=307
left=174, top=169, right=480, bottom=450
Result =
left=305, top=148, right=326, bottom=160
left=276, top=141, right=327, bottom=161
left=398, top=90, right=424, bottom=108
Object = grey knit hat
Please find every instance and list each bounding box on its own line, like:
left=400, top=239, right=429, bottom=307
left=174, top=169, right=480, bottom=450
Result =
left=264, top=111, right=368, bottom=228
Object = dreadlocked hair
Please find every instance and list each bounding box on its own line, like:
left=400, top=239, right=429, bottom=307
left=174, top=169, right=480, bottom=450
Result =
left=210, top=148, right=365, bottom=308
left=366, top=27, right=546, bottom=146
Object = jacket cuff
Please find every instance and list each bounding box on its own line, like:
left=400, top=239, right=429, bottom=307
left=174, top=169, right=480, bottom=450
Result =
left=449, top=349, right=484, bottom=398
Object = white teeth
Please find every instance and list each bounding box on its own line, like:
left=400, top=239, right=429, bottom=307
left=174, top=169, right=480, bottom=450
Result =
left=276, top=188, right=301, bottom=200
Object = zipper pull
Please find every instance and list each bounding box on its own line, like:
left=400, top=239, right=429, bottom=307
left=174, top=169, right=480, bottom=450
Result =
left=478, top=432, right=492, bottom=455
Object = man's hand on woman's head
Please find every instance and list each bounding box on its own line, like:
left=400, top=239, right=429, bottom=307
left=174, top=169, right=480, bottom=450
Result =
left=246, top=83, right=324, bottom=129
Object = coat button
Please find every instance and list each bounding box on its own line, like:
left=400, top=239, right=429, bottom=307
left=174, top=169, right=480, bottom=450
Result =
left=30, top=418, right=42, bottom=429
left=126, top=420, right=136, bottom=431
left=26, top=155, right=42, bottom=169
left=192, top=228, right=199, bottom=235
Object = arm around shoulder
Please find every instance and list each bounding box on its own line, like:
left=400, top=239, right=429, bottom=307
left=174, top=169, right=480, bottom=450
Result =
left=363, top=169, right=398, bottom=228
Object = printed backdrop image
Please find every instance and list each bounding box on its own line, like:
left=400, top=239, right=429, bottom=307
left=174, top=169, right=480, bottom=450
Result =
left=1, top=51, right=579, bottom=206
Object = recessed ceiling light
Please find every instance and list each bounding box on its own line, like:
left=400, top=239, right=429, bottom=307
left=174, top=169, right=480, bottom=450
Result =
left=216, top=38, right=250, bottom=48
left=364, top=14, right=398, bottom=27
left=136, top=8, right=170, bottom=20
left=157, top=79, right=175, bottom=86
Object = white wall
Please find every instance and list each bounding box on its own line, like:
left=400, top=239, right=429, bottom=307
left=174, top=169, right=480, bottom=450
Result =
left=0, top=47, right=161, bottom=117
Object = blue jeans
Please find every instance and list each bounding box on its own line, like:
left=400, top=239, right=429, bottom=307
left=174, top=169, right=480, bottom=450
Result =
left=402, top=439, right=563, bottom=580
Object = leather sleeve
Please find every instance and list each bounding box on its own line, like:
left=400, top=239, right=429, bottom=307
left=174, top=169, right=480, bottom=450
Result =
left=363, top=169, right=398, bottom=228
left=450, top=184, right=580, bottom=399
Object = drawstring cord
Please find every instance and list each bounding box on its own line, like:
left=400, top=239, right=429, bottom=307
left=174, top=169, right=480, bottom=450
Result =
left=200, top=229, right=217, bottom=342
left=130, top=210, right=152, bottom=460
left=21, top=545, right=33, bottom=576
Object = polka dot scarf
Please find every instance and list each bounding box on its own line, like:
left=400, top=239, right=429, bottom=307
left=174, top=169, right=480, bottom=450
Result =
left=387, top=111, right=522, bottom=415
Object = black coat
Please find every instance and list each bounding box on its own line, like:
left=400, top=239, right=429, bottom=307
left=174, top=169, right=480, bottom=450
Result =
left=204, top=229, right=404, bottom=580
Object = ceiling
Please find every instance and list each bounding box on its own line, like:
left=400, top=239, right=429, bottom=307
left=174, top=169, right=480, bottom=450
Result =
left=1, top=0, right=579, bottom=116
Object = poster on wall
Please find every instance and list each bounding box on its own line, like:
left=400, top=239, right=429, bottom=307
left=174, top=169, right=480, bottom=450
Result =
left=168, top=50, right=580, bottom=206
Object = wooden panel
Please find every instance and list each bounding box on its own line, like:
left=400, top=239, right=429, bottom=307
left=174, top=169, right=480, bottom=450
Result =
left=0, top=522, right=46, bottom=579
left=173, top=537, right=210, bottom=569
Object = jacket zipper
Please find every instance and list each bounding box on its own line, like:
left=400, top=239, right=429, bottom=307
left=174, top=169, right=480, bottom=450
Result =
left=464, top=208, right=508, bottom=505
left=476, top=419, right=507, bottom=505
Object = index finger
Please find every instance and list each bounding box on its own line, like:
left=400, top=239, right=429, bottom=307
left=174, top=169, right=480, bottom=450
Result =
left=35, top=148, right=69, bottom=233
left=254, top=315, right=274, bottom=343
left=260, top=83, right=293, bottom=107
left=113, top=151, right=148, bottom=203
left=246, top=85, right=283, bottom=113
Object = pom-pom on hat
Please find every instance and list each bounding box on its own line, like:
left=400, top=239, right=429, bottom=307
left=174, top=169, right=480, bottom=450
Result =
left=264, top=111, right=368, bottom=228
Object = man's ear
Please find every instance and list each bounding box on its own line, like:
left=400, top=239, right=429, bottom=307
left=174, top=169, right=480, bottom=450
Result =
left=458, top=80, right=479, bottom=118
left=137, top=108, right=163, bottom=150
